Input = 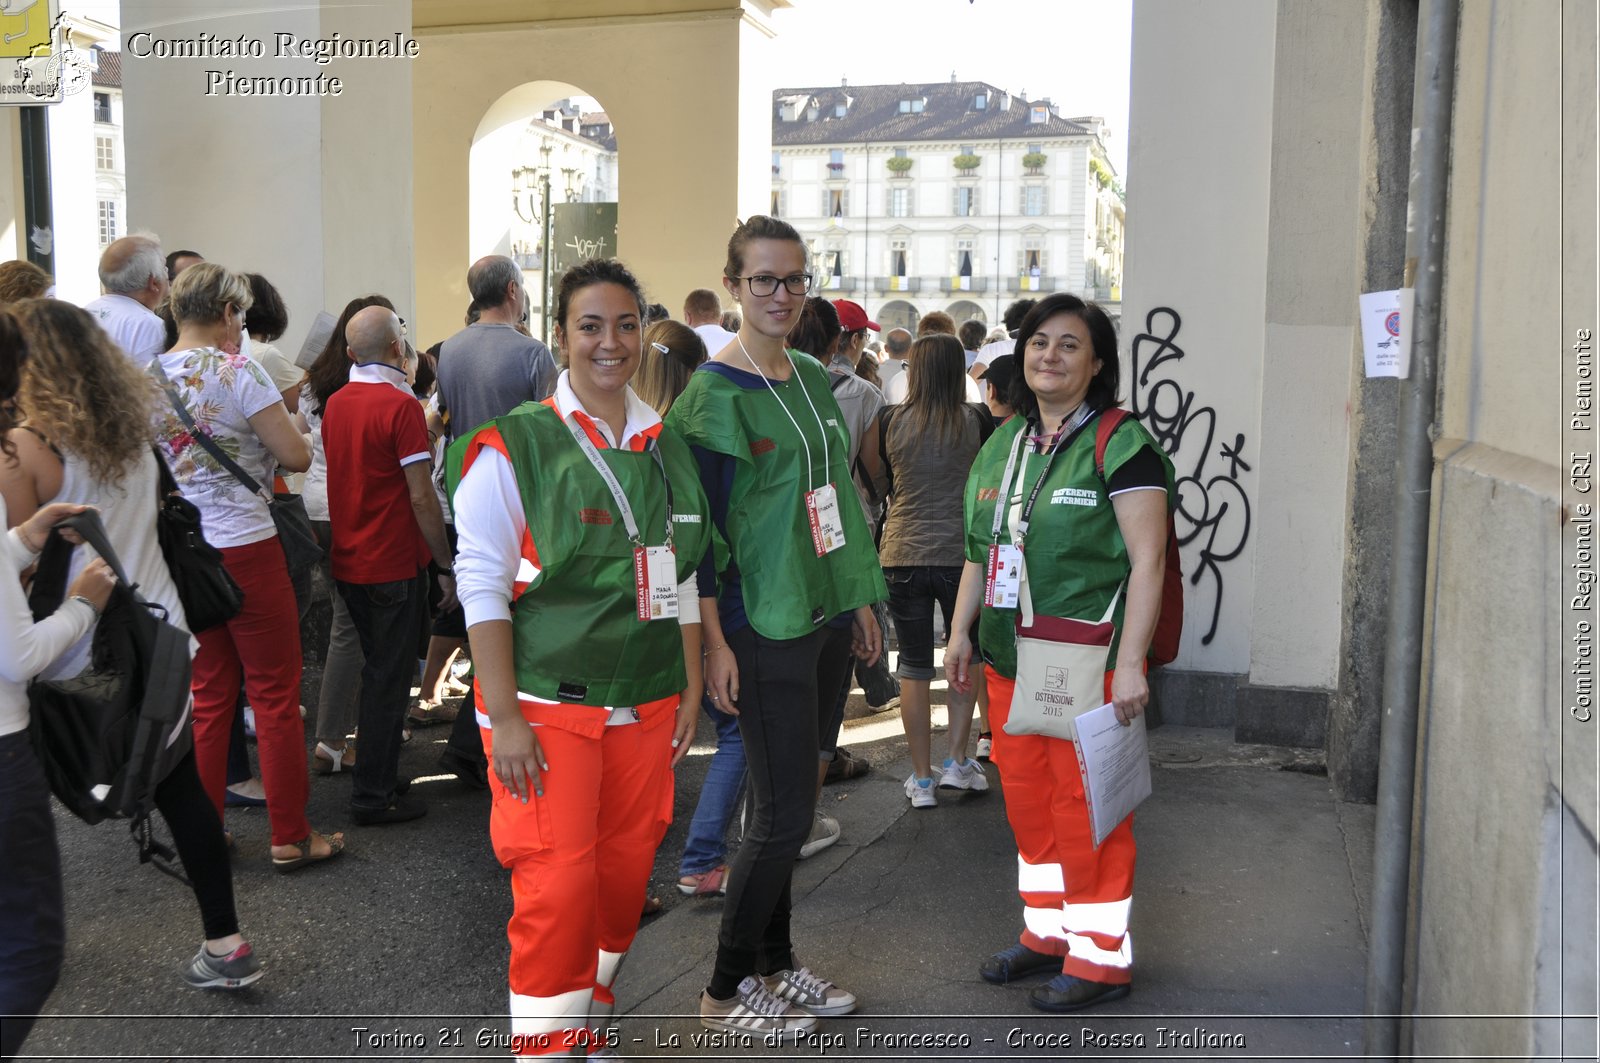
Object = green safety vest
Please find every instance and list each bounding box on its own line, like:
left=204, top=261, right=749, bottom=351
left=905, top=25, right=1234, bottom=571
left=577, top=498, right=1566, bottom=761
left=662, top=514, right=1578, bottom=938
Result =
left=666, top=352, right=887, bottom=640
left=447, top=401, right=712, bottom=707
left=963, top=411, right=1175, bottom=678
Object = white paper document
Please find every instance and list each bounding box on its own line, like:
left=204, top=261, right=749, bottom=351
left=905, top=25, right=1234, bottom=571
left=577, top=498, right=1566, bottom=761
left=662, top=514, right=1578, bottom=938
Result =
left=1358, top=288, right=1414, bottom=379
left=1072, top=702, right=1153, bottom=847
left=295, top=311, right=339, bottom=370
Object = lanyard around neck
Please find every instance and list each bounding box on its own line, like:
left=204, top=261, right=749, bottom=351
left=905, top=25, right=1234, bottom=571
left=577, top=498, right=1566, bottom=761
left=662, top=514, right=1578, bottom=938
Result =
left=563, top=414, right=673, bottom=549
left=990, top=405, right=1097, bottom=548
left=737, top=336, right=830, bottom=492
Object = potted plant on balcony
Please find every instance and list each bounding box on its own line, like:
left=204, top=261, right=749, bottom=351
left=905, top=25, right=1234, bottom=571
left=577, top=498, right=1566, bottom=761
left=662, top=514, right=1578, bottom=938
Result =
left=1089, top=156, right=1112, bottom=190
left=952, top=153, right=981, bottom=172
left=827, top=160, right=846, bottom=173
left=886, top=156, right=914, bottom=175
left=1021, top=151, right=1047, bottom=174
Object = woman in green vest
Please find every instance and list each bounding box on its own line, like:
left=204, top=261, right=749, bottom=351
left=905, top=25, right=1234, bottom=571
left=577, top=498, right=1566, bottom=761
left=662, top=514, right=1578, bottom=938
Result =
left=449, top=259, right=711, bottom=1058
left=945, top=293, right=1174, bottom=1013
left=666, top=216, right=887, bottom=1039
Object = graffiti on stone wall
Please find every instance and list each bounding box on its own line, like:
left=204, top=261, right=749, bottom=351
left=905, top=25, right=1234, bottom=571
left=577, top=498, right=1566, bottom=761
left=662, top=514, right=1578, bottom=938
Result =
left=1129, top=307, right=1253, bottom=647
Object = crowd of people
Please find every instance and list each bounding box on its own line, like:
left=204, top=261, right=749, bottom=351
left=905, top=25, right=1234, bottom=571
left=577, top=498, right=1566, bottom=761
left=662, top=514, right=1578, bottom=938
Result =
left=0, top=215, right=1172, bottom=1057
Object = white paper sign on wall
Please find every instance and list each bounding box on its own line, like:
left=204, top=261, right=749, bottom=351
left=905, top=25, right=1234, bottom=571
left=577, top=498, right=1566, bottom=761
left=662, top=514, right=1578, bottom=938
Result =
left=1358, top=288, right=1414, bottom=379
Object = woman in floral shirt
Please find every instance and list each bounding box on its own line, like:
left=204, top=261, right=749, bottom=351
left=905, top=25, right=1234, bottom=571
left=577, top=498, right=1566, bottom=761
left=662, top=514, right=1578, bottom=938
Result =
left=153, top=263, right=345, bottom=871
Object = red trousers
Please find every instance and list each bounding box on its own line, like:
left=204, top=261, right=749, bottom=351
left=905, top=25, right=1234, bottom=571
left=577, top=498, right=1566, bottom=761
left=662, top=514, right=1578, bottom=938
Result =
left=483, top=695, right=676, bottom=1056
left=988, top=670, right=1136, bottom=985
left=191, top=537, right=309, bottom=847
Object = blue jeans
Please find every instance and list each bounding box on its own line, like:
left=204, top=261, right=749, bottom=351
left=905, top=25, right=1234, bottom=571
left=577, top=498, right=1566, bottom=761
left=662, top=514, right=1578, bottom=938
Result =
left=0, top=731, right=63, bottom=1059
left=679, top=697, right=745, bottom=876
left=337, top=573, right=428, bottom=811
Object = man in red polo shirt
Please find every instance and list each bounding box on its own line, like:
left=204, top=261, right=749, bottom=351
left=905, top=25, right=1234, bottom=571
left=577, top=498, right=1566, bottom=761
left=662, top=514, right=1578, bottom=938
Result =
left=323, top=305, right=456, bottom=825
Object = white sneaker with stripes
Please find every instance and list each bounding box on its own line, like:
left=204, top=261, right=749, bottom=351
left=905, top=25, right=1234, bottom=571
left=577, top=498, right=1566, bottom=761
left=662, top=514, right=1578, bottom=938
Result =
left=700, top=976, right=818, bottom=1039
left=762, top=966, right=858, bottom=1016
left=939, top=757, right=989, bottom=792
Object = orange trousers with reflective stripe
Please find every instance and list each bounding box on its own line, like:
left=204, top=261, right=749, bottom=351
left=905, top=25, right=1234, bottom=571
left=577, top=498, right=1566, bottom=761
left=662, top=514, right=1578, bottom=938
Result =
left=482, top=698, right=676, bottom=1055
left=988, top=670, right=1136, bottom=985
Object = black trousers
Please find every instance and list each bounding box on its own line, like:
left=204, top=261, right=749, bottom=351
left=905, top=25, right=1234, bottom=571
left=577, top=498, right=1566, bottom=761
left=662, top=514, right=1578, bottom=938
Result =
left=338, top=573, right=429, bottom=811
left=157, top=745, right=241, bottom=941
left=709, top=623, right=854, bottom=999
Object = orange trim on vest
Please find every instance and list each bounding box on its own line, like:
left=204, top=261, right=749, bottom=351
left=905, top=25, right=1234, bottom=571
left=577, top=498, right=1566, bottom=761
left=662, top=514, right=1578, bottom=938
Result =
left=460, top=424, right=541, bottom=600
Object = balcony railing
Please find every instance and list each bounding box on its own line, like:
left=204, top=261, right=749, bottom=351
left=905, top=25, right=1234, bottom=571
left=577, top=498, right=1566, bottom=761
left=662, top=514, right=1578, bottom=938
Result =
left=873, top=276, right=922, bottom=294
left=1007, top=275, right=1055, bottom=292
left=939, top=277, right=989, bottom=293
left=818, top=275, right=859, bottom=292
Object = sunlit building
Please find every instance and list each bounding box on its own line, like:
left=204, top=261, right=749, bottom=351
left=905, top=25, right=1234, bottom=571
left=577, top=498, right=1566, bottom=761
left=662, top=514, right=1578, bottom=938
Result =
left=770, top=78, right=1124, bottom=331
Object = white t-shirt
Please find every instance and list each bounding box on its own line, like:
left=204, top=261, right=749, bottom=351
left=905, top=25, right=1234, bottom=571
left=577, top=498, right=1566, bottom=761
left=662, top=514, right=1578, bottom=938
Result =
left=877, top=356, right=906, bottom=392
left=42, top=447, right=195, bottom=679
left=83, top=293, right=165, bottom=365
left=249, top=341, right=305, bottom=395
left=152, top=347, right=284, bottom=548
left=972, top=337, right=1014, bottom=373
left=691, top=323, right=738, bottom=358
left=301, top=380, right=330, bottom=521
left=884, top=363, right=983, bottom=405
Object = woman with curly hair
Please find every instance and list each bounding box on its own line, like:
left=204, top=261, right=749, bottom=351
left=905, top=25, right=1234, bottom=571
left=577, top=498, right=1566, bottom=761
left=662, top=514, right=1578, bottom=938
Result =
left=0, top=260, right=51, bottom=306
left=0, top=305, right=118, bottom=1059
left=0, top=298, right=267, bottom=991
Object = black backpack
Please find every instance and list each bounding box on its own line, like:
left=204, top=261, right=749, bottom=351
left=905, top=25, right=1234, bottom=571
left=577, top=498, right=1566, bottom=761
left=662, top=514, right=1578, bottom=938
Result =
left=27, top=511, right=194, bottom=878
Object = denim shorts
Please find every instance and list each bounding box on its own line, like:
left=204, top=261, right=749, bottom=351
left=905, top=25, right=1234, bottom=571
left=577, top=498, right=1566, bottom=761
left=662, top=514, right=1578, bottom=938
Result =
left=884, top=566, right=968, bottom=681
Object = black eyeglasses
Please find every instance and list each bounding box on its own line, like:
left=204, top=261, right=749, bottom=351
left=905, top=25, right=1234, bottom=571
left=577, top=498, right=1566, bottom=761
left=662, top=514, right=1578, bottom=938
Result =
left=734, top=274, right=812, bottom=297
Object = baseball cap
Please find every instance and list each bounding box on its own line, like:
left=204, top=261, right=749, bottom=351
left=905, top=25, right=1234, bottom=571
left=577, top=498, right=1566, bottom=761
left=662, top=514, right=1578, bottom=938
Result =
left=978, top=354, right=1017, bottom=394
left=832, top=299, right=879, bottom=332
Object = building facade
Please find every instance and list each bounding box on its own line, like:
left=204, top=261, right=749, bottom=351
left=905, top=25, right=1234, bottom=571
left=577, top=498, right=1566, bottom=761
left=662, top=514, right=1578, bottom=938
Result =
left=91, top=50, right=125, bottom=252
left=770, top=79, right=1123, bottom=332
left=505, top=98, right=618, bottom=272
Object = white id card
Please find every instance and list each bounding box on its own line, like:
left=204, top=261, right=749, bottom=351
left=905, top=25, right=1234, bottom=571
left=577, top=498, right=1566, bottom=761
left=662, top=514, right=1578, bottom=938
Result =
left=634, top=545, right=680, bottom=621
left=985, top=544, right=1023, bottom=608
left=806, top=483, right=847, bottom=556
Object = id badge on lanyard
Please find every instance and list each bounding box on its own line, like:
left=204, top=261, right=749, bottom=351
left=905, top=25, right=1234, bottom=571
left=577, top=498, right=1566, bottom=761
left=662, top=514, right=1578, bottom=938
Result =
left=634, top=545, right=679, bottom=621
left=985, top=544, right=1022, bottom=607
left=807, top=482, right=847, bottom=556
left=565, top=414, right=678, bottom=623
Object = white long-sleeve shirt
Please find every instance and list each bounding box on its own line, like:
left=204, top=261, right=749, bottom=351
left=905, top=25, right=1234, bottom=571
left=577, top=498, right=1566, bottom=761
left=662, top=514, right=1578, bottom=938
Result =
left=1, top=498, right=95, bottom=736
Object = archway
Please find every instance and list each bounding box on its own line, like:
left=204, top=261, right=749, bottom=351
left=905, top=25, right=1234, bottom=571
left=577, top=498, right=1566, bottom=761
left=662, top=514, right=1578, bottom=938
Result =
left=946, top=300, right=986, bottom=325
left=876, top=299, right=919, bottom=334
left=412, top=5, right=776, bottom=347
left=470, top=81, right=618, bottom=346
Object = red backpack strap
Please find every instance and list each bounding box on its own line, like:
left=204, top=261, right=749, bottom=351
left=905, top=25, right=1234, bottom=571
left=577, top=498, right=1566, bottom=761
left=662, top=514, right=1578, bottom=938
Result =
left=1094, top=408, right=1132, bottom=480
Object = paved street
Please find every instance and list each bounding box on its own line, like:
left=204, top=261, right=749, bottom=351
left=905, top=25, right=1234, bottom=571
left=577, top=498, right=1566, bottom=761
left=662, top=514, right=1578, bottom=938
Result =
left=22, top=683, right=1373, bottom=1062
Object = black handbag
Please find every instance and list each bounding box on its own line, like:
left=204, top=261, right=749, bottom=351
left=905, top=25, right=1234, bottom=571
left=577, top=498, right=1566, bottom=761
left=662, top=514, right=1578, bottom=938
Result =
left=148, top=359, right=324, bottom=575
left=153, top=446, right=243, bottom=632
left=27, top=511, right=195, bottom=879
left=266, top=490, right=322, bottom=575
